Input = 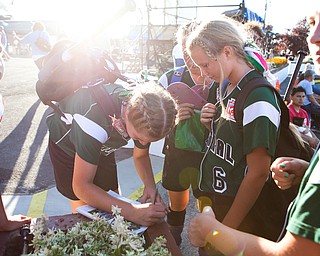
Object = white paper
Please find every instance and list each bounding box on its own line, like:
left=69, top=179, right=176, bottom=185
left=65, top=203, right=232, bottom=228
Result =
left=76, top=190, right=147, bottom=235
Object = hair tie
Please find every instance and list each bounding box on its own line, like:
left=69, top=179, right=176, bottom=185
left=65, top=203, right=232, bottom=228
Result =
left=244, top=41, right=268, bottom=74
left=244, top=41, right=277, bottom=84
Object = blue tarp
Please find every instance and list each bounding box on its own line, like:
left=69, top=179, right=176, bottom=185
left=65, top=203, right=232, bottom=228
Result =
left=244, top=7, right=264, bottom=23
left=222, top=7, right=264, bottom=24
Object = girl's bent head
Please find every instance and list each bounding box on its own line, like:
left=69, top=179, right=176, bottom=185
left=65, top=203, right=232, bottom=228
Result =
left=125, top=83, right=178, bottom=143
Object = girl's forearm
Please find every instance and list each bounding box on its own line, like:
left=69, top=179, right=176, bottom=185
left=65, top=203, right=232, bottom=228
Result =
left=223, top=172, right=267, bottom=228
left=206, top=220, right=278, bottom=256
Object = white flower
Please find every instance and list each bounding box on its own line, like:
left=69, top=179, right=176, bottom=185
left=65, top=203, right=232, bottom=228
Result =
left=29, top=207, right=171, bottom=256
left=111, top=204, right=122, bottom=215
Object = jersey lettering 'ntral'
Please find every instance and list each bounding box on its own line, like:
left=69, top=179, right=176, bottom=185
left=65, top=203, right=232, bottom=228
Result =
left=46, top=84, right=128, bottom=165
left=199, top=70, right=281, bottom=197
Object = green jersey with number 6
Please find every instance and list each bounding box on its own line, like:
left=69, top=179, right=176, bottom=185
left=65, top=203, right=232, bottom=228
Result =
left=199, top=70, right=281, bottom=197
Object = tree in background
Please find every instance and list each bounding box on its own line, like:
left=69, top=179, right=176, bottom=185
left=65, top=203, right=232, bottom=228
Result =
left=281, top=18, right=309, bottom=55
left=267, top=18, right=309, bottom=57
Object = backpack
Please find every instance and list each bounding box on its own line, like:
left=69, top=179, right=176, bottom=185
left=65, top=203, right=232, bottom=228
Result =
left=234, top=76, right=313, bottom=162
left=169, top=66, right=185, bottom=84
left=233, top=76, right=313, bottom=241
left=36, top=40, right=128, bottom=118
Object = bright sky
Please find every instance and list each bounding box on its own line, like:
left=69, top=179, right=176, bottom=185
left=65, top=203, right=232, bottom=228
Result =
left=245, top=0, right=315, bottom=33
left=6, top=0, right=135, bottom=40
left=3, top=0, right=318, bottom=37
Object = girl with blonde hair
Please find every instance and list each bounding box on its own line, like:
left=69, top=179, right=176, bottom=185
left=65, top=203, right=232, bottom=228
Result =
left=186, top=16, right=283, bottom=255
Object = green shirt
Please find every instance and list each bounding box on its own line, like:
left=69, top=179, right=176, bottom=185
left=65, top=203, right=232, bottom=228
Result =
left=46, top=84, right=128, bottom=165
left=199, top=70, right=280, bottom=196
left=287, top=150, right=320, bottom=244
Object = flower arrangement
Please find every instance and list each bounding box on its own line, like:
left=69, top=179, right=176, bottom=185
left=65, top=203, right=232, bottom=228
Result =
left=28, top=206, right=171, bottom=256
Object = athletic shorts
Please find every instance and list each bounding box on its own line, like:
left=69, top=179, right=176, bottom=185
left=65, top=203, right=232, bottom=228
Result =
left=197, top=184, right=287, bottom=242
left=161, top=138, right=204, bottom=194
left=48, top=139, right=118, bottom=200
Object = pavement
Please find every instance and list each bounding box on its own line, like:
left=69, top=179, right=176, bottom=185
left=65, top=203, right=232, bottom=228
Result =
left=0, top=57, right=198, bottom=255
left=2, top=140, right=198, bottom=256
left=2, top=140, right=166, bottom=217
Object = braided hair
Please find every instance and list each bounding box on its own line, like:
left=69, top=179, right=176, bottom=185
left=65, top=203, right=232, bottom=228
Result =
left=186, top=17, right=272, bottom=105
left=126, top=83, right=178, bottom=140
left=187, top=17, right=271, bottom=79
left=187, top=17, right=247, bottom=67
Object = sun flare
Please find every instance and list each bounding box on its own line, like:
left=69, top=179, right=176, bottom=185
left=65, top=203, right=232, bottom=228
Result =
left=11, top=0, right=137, bottom=42
left=55, top=0, right=134, bottom=41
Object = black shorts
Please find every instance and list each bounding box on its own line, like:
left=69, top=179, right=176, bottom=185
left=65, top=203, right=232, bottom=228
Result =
left=197, top=183, right=289, bottom=242
left=161, top=139, right=204, bottom=193
left=48, top=139, right=118, bottom=200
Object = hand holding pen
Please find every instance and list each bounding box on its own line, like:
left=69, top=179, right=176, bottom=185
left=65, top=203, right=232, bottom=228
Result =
left=153, top=187, right=170, bottom=214
left=140, top=185, right=169, bottom=214
left=153, top=188, right=159, bottom=204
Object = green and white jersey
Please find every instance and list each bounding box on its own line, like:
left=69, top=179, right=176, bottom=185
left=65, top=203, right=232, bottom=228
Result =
left=287, top=150, right=320, bottom=244
left=199, top=70, right=281, bottom=197
left=46, top=84, right=128, bottom=165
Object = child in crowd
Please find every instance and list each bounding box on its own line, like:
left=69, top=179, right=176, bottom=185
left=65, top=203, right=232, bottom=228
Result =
left=46, top=81, right=178, bottom=227
left=188, top=6, right=320, bottom=255
left=159, top=20, right=215, bottom=246
left=13, top=21, right=51, bottom=69
left=186, top=16, right=283, bottom=255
